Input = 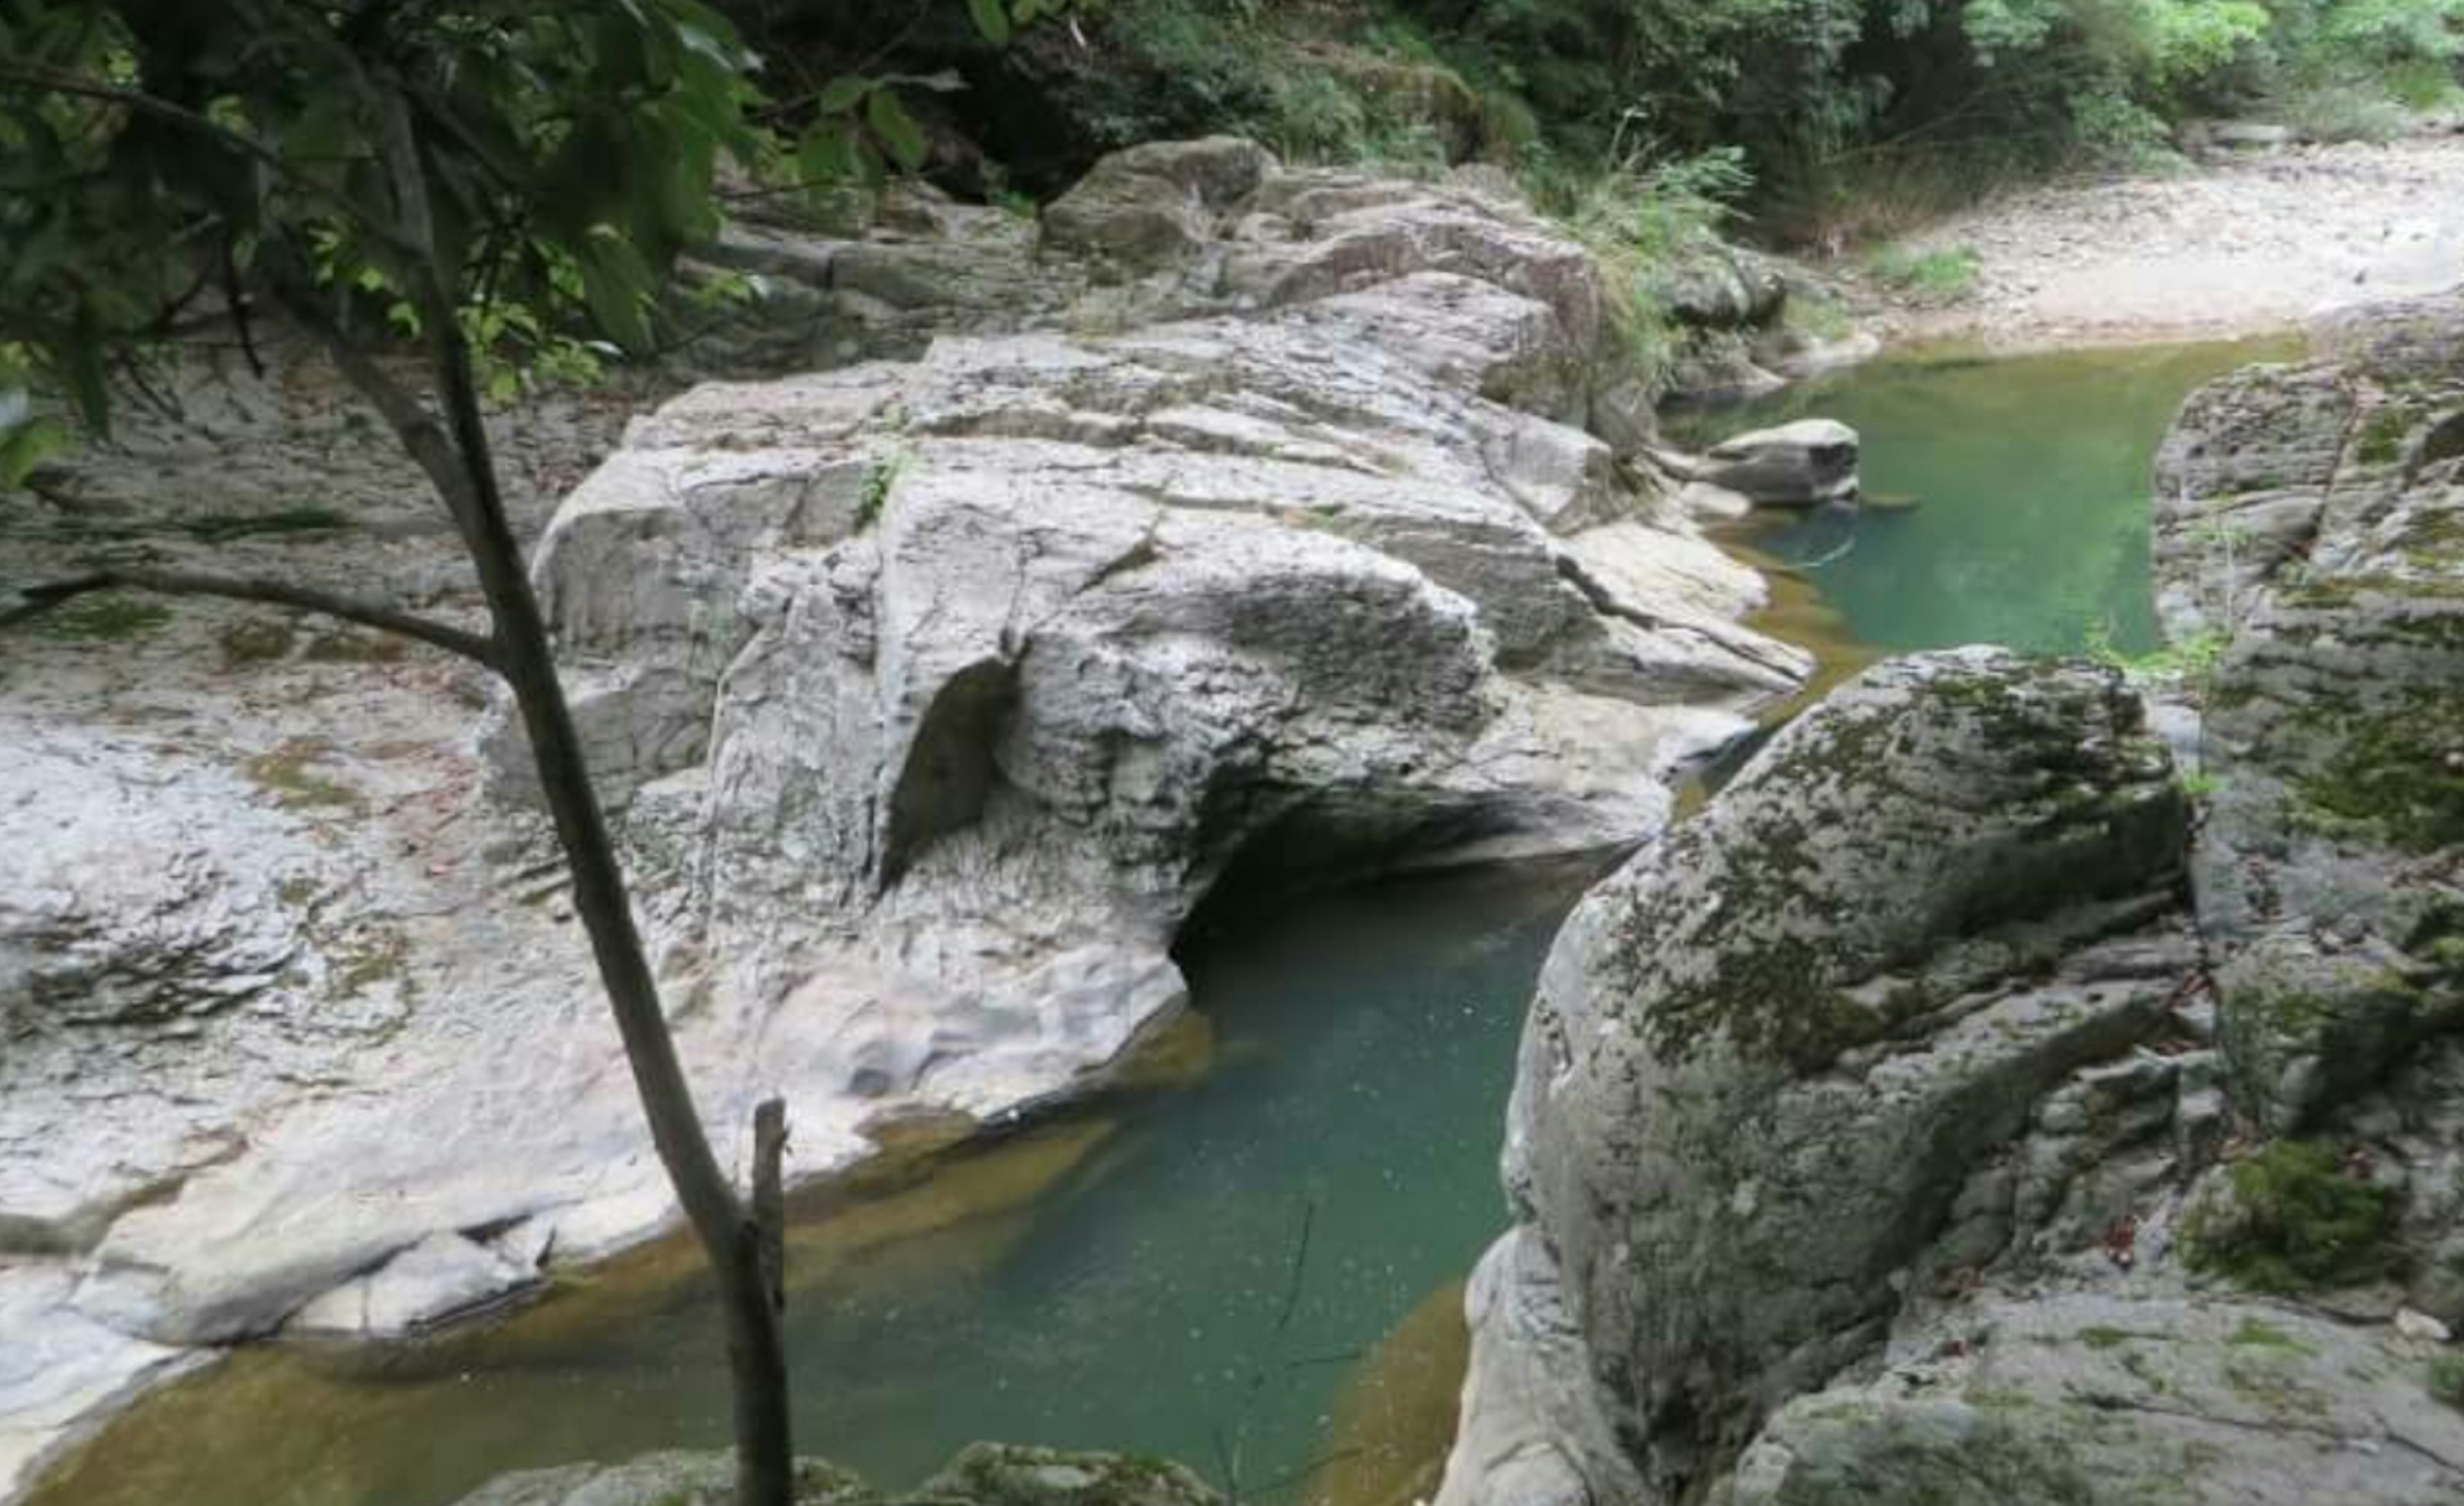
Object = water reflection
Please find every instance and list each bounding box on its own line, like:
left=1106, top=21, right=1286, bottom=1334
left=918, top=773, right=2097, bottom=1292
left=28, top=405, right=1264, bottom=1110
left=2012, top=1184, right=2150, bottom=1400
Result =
left=30, top=862, right=1596, bottom=1506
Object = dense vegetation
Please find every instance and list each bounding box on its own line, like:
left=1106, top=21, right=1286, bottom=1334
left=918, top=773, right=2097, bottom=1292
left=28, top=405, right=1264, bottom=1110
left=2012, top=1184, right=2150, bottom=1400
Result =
left=749, top=0, right=2460, bottom=242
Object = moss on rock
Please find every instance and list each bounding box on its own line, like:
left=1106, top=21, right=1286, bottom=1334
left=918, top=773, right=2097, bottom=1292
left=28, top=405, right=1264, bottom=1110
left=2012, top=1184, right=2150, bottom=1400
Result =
left=2183, top=1140, right=2395, bottom=1292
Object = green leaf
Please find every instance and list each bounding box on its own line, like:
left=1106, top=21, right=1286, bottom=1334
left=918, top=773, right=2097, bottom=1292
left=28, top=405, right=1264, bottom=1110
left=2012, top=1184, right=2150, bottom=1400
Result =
left=817, top=74, right=873, bottom=114
left=866, top=88, right=928, bottom=173
left=968, top=0, right=1011, bottom=46
left=796, top=120, right=862, bottom=185
left=0, top=413, right=71, bottom=488
left=574, top=228, right=656, bottom=352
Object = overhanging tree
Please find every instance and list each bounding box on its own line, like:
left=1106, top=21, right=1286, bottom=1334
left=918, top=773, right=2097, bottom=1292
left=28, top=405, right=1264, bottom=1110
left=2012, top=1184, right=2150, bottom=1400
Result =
left=0, top=2, right=804, bottom=1499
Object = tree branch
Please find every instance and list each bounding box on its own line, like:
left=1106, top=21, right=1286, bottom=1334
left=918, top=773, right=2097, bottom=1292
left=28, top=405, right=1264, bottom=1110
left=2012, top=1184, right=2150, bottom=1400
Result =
left=750, top=1097, right=789, bottom=1314
left=0, top=65, right=415, bottom=256
left=256, top=241, right=490, bottom=554
left=2, top=567, right=501, bottom=669
left=0, top=67, right=293, bottom=178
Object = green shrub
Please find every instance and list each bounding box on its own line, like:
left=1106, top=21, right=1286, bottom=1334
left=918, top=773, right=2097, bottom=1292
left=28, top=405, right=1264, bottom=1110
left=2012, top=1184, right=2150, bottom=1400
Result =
left=2310, top=0, right=2464, bottom=72
left=1546, top=141, right=1754, bottom=388
left=2384, top=55, right=2464, bottom=107
left=1264, top=71, right=1371, bottom=160
left=2073, top=87, right=2188, bottom=168
left=1866, top=243, right=1983, bottom=302
left=2184, top=1140, right=2395, bottom=1291
left=2432, top=1353, right=2464, bottom=1408
left=2279, top=80, right=2421, bottom=137
left=2149, top=0, right=2278, bottom=90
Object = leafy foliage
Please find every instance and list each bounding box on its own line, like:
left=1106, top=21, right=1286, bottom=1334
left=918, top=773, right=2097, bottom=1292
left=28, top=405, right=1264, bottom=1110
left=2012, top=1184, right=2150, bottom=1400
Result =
left=0, top=0, right=766, bottom=443
left=1550, top=137, right=1755, bottom=386
left=0, top=0, right=1074, bottom=458
left=1349, top=0, right=2461, bottom=233
left=2433, top=1353, right=2464, bottom=1409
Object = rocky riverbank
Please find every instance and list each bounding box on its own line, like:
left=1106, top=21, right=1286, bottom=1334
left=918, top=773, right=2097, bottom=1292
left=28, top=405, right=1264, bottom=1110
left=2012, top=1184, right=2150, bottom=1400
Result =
left=0, top=141, right=1815, bottom=1498
left=1863, top=132, right=2464, bottom=350
left=1437, top=291, right=2464, bottom=1505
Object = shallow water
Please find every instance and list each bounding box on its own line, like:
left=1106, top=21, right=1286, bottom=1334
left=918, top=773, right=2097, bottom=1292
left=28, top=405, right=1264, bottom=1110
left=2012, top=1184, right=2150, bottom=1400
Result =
left=1682, top=336, right=2299, bottom=658
left=28, top=337, right=2291, bottom=1506
left=28, top=862, right=1597, bottom=1506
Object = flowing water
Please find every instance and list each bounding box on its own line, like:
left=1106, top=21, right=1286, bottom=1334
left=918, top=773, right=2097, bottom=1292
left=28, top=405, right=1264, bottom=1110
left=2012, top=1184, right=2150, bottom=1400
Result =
left=26, top=337, right=2291, bottom=1506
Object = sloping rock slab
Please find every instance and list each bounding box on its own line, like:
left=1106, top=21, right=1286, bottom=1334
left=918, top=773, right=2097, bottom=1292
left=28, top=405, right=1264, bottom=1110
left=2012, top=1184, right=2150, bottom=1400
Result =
left=1712, top=1294, right=2464, bottom=1505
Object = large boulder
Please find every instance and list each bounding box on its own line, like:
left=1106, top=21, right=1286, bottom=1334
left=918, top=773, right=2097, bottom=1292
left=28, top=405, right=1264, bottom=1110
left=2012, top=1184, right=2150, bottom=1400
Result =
left=1441, top=649, right=2195, bottom=1505
left=1686, top=418, right=1861, bottom=508
left=708, top=141, right=1671, bottom=442
left=1663, top=246, right=1788, bottom=332
left=1040, top=136, right=1274, bottom=268
left=2153, top=295, right=2464, bottom=1133
left=452, top=1453, right=868, bottom=1506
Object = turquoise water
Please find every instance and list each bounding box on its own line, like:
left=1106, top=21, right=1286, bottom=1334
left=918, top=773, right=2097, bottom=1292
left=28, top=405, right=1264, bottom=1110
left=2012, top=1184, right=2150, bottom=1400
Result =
left=782, top=864, right=1591, bottom=1488
left=1679, top=338, right=2294, bottom=656
left=30, top=862, right=1596, bottom=1506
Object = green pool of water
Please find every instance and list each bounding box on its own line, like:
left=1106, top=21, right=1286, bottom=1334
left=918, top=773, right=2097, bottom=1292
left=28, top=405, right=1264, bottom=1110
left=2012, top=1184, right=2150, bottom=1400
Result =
left=1681, top=336, right=2297, bottom=656
left=29, top=862, right=1596, bottom=1506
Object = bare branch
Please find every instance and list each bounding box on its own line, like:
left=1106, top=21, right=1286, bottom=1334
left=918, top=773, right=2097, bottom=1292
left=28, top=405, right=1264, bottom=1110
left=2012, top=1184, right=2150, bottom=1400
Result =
left=0, top=67, right=292, bottom=178
left=750, top=1097, right=789, bottom=1314
left=2, top=567, right=501, bottom=669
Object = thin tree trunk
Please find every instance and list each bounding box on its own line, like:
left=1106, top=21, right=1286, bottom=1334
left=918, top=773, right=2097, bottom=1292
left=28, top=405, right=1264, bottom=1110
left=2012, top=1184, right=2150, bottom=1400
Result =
left=345, top=83, right=796, bottom=1506
left=0, top=47, right=800, bottom=1506
left=6, top=386, right=803, bottom=1506
left=422, top=320, right=796, bottom=1506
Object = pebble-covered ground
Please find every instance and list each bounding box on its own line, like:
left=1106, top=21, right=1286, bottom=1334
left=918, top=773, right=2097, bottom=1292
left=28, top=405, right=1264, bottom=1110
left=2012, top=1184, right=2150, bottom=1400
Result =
left=1870, top=130, right=2464, bottom=348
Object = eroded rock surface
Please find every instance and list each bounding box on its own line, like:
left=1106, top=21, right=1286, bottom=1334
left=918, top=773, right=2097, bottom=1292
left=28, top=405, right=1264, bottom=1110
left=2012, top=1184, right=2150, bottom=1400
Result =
left=1716, top=1294, right=2464, bottom=1505
left=0, top=139, right=1804, bottom=1495
left=492, top=298, right=1808, bottom=1141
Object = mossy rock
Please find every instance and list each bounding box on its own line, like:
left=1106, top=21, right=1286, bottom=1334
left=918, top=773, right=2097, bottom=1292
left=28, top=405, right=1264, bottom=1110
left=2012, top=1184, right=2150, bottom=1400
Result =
left=450, top=1446, right=1218, bottom=1506
left=450, top=1451, right=869, bottom=1506
left=2154, top=295, right=2464, bottom=1132
left=2182, top=1140, right=2395, bottom=1292
left=1715, top=1294, right=2464, bottom=1504
left=916, top=1444, right=1220, bottom=1506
